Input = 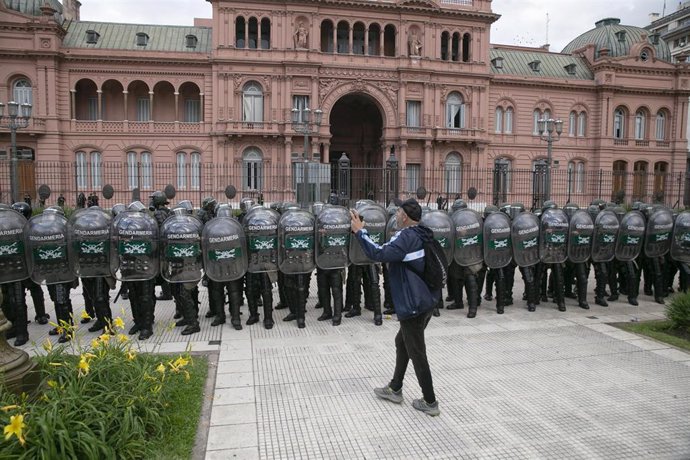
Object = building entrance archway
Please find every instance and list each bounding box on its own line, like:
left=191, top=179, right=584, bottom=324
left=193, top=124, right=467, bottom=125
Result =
left=329, top=93, right=384, bottom=166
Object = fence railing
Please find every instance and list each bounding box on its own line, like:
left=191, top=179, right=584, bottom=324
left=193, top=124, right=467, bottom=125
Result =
left=0, top=160, right=686, bottom=211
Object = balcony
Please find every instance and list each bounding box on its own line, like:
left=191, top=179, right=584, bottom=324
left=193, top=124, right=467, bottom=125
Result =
left=433, top=127, right=483, bottom=142
left=401, top=126, right=431, bottom=138
left=71, top=120, right=204, bottom=135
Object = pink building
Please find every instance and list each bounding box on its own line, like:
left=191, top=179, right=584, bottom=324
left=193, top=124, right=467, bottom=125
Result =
left=0, top=0, right=688, bottom=207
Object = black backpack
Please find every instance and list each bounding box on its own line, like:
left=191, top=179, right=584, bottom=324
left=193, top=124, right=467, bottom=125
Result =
left=407, top=234, right=448, bottom=292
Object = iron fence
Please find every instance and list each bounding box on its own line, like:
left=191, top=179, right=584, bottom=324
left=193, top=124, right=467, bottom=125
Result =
left=0, top=159, right=686, bottom=211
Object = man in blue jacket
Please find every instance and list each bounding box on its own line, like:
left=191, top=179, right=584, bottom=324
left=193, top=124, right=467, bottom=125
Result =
left=350, top=198, right=441, bottom=416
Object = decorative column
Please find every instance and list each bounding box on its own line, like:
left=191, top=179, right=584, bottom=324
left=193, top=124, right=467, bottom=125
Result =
left=174, top=91, right=180, bottom=122
left=322, top=141, right=330, bottom=163
left=123, top=90, right=128, bottom=121
left=348, top=26, right=353, bottom=54
left=148, top=90, right=154, bottom=122
left=333, top=26, right=337, bottom=53
left=379, top=28, right=384, bottom=55
left=424, top=140, right=432, bottom=188
left=364, top=27, right=369, bottom=55
left=97, top=89, right=103, bottom=120
left=200, top=93, right=205, bottom=123
left=70, top=89, right=76, bottom=120
left=284, top=137, right=293, bottom=191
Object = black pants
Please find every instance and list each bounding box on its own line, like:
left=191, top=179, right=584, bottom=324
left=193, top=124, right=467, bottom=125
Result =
left=389, top=311, right=435, bottom=404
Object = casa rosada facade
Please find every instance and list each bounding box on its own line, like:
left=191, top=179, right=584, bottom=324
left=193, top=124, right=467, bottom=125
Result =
left=0, top=0, right=688, bottom=206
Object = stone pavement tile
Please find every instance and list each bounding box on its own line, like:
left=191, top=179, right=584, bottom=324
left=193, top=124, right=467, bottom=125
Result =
left=597, top=328, right=644, bottom=341
left=219, top=348, right=253, bottom=362
left=626, top=338, right=671, bottom=351
left=210, top=403, right=257, bottom=426
left=586, top=323, right=622, bottom=333
left=206, top=423, right=257, bottom=451
left=187, top=341, right=222, bottom=352
left=474, top=323, right=508, bottom=333
left=650, top=347, right=690, bottom=361
left=217, top=359, right=253, bottom=374
left=214, top=387, right=255, bottom=405
left=205, top=447, right=259, bottom=460
left=215, top=372, right=254, bottom=389
left=157, top=342, right=193, bottom=353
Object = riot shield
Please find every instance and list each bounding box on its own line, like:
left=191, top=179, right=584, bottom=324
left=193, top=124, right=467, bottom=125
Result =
left=25, top=211, right=76, bottom=285
left=539, top=208, right=569, bottom=264
left=386, top=213, right=399, bottom=242
left=452, top=208, right=483, bottom=267
left=671, top=211, right=690, bottom=263
left=278, top=209, right=315, bottom=274
left=315, top=205, right=350, bottom=270
left=243, top=207, right=280, bottom=273
left=421, top=210, right=454, bottom=265
left=111, top=210, right=159, bottom=281
left=567, top=209, right=594, bottom=263
left=67, top=206, right=112, bottom=278
left=591, top=209, right=619, bottom=263
left=202, top=216, right=247, bottom=282
left=615, top=211, right=646, bottom=262
left=349, top=202, right=387, bottom=265
left=511, top=211, right=540, bottom=267
left=160, top=213, right=203, bottom=283
left=0, top=208, right=29, bottom=283
left=644, top=207, right=673, bottom=258
left=482, top=211, right=512, bottom=269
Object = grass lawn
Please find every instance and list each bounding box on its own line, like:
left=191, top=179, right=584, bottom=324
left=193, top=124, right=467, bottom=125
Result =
left=611, top=320, right=690, bottom=352
left=150, top=355, right=209, bottom=460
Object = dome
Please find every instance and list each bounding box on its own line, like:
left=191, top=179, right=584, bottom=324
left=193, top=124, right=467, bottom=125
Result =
left=562, top=18, right=671, bottom=62
left=3, top=0, right=64, bottom=23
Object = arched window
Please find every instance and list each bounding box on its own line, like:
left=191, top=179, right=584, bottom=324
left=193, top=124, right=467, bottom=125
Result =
left=242, top=82, right=263, bottom=123
left=13, top=79, right=32, bottom=106
left=236, top=16, right=246, bottom=48
left=577, top=112, right=586, bottom=137
left=568, top=111, right=577, bottom=136
left=614, top=108, right=625, bottom=139
left=462, top=33, right=471, bottom=62
left=612, top=160, right=627, bottom=198
left=260, top=18, right=271, bottom=49
left=533, top=109, right=550, bottom=134
left=568, top=160, right=585, bottom=193
left=633, top=160, right=648, bottom=200
left=451, top=32, right=460, bottom=61
left=248, top=17, right=258, bottom=49
left=243, top=148, right=263, bottom=190
left=446, top=92, right=465, bottom=129
left=493, top=157, right=512, bottom=202
left=656, top=111, right=667, bottom=140
left=191, top=152, right=201, bottom=190
left=126, top=151, right=152, bottom=190
left=320, top=20, right=334, bottom=53
left=76, top=152, right=87, bottom=190
left=654, top=161, right=669, bottom=198
left=440, top=31, right=449, bottom=60
left=90, top=152, right=102, bottom=189
left=368, top=23, right=381, bottom=55
left=384, top=24, right=396, bottom=57
left=444, top=153, right=462, bottom=195
left=505, top=107, right=513, bottom=134
left=177, top=152, right=187, bottom=190
left=353, top=22, right=365, bottom=55
left=337, top=21, right=349, bottom=53
left=495, top=107, right=503, bottom=133
left=634, top=109, right=646, bottom=140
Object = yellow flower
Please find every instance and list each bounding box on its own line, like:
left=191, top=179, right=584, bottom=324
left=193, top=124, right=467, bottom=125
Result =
left=42, top=339, right=53, bottom=352
left=90, top=338, right=101, bottom=349
left=98, top=333, right=111, bottom=344
left=80, top=311, right=91, bottom=320
left=78, top=356, right=90, bottom=376
left=1, top=405, right=19, bottom=412
left=117, top=334, right=129, bottom=344
left=156, top=364, right=166, bottom=374
left=46, top=380, right=58, bottom=389
left=126, top=351, right=136, bottom=361
left=48, top=362, right=63, bottom=367
left=113, top=317, right=125, bottom=330
left=4, top=414, right=26, bottom=446
left=172, top=356, right=190, bottom=369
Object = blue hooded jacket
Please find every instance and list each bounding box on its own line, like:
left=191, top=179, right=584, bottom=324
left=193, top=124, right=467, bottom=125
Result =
left=354, top=224, right=441, bottom=320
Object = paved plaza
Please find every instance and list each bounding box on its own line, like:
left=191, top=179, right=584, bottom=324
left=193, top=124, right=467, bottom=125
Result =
left=16, top=274, right=690, bottom=459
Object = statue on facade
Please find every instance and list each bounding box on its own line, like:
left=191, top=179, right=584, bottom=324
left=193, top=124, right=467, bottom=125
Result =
left=408, top=29, right=422, bottom=57
left=294, top=22, right=308, bottom=49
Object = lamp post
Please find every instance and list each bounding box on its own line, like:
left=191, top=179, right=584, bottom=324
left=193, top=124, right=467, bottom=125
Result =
left=537, top=117, right=563, bottom=202
left=0, top=101, right=33, bottom=204
left=292, top=106, right=323, bottom=207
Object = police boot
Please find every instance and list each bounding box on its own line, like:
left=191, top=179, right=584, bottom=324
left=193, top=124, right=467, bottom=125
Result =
left=465, top=274, right=479, bottom=319
left=230, top=300, right=243, bottom=331
left=653, top=262, right=666, bottom=305
left=526, top=280, right=537, bottom=313
left=263, top=301, right=274, bottom=330
left=577, top=282, right=590, bottom=309
left=129, top=299, right=142, bottom=335
left=317, top=285, right=333, bottom=322
left=296, top=282, right=307, bottom=329
left=29, top=281, right=49, bottom=324
left=208, top=283, right=226, bottom=327
left=138, top=302, right=155, bottom=341
left=10, top=287, right=29, bottom=347
left=371, top=287, right=382, bottom=326
left=246, top=295, right=260, bottom=326
left=180, top=289, right=200, bottom=336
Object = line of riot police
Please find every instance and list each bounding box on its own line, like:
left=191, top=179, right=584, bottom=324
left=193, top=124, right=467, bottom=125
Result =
left=3, top=187, right=689, bottom=347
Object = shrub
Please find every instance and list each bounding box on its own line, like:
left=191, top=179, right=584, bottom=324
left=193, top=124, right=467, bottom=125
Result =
left=0, top=321, right=195, bottom=459
left=666, top=291, right=690, bottom=331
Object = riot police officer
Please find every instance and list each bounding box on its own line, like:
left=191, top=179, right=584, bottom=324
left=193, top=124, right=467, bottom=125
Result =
left=483, top=206, right=512, bottom=314
left=590, top=205, right=620, bottom=307
left=451, top=203, right=483, bottom=318
left=150, top=191, right=173, bottom=301
left=315, top=204, right=350, bottom=326
left=537, top=202, right=568, bottom=312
